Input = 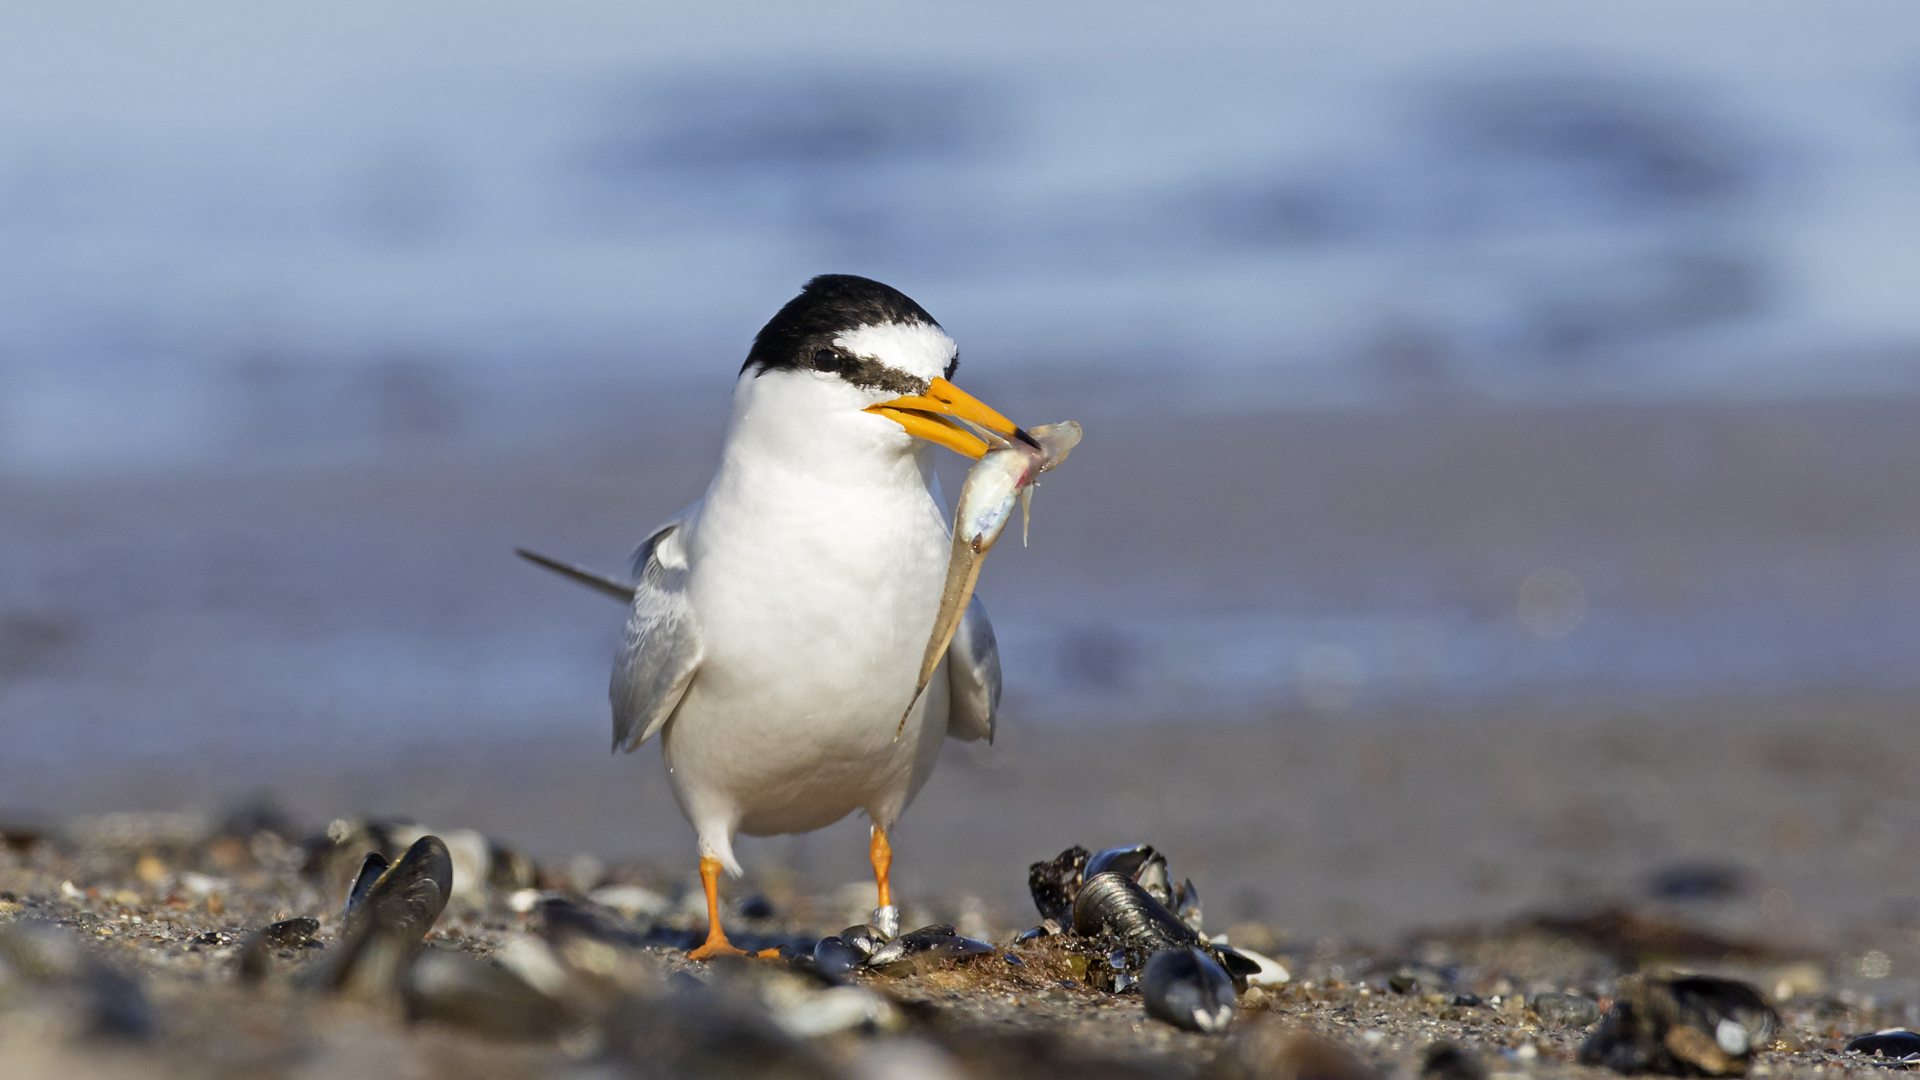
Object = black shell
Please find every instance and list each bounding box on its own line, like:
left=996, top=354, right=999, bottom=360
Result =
left=343, top=852, right=390, bottom=923
left=1141, top=947, right=1236, bottom=1034
left=1846, top=1029, right=1920, bottom=1061
left=1086, top=844, right=1175, bottom=907
left=810, top=936, right=863, bottom=977
left=260, top=916, right=321, bottom=951
left=838, top=924, right=885, bottom=960
left=1072, top=872, right=1200, bottom=955
left=1577, top=974, right=1778, bottom=1075
left=1084, top=844, right=1159, bottom=881
left=325, top=835, right=454, bottom=995
left=1028, top=846, right=1090, bottom=924
left=864, top=924, right=994, bottom=971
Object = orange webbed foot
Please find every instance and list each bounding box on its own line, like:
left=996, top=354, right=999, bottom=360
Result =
left=686, top=935, right=750, bottom=962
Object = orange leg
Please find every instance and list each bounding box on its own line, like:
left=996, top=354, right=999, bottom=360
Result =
left=870, top=824, right=894, bottom=910
left=686, top=855, right=747, bottom=961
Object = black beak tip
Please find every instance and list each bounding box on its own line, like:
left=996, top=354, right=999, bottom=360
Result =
left=1013, top=426, right=1041, bottom=450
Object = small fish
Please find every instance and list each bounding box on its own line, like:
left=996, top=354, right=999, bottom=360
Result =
left=895, top=421, right=1081, bottom=737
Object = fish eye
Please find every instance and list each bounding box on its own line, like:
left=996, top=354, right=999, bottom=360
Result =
left=813, top=348, right=843, bottom=373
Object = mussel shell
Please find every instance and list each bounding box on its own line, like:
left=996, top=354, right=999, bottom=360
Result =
left=811, top=936, right=863, bottom=978
left=538, top=896, right=652, bottom=948
left=1084, top=844, right=1159, bottom=882
left=403, top=948, right=575, bottom=1039
left=839, top=925, right=885, bottom=960
left=1845, top=1029, right=1920, bottom=1061
left=1085, top=844, right=1174, bottom=907
left=1174, top=877, right=1203, bottom=933
left=1577, top=974, right=1778, bottom=1075
left=1142, top=947, right=1236, bottom=1034
left=342, top=851, right=390, bottom=923
left=260, top=916, right=321, bottom=951
left=864, top=925, right=994, bottom=972
left=352, top=835, right=452, bottom=939
left=324, top=835, right=454, bottom=995
left=1214, top=945, right=1290, bottom=991
left=1012, top=921, right=1060, bottom=945
left=1071, top=872, right=1199, bottom=954
left=1664, top=975, right=1778, bottom=1052
left=1028, top=846, right=1090, bottom=924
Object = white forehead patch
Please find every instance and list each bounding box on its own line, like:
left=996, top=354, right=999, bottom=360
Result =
left=833, top=321, right=957, bottom=382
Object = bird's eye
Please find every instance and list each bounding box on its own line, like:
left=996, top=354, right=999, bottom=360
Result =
left=944, top=356, right=959, bottom=380
left=813, top=348, right=843, bottom=372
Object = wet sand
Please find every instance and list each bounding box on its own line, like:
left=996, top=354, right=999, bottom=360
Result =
left=10, top=693, right=1920, bottom=948
left=3, top=694, right=1919, bottom=1078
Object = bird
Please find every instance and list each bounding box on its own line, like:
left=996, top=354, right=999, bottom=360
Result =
left=520, top=274, right=1031, bottom=959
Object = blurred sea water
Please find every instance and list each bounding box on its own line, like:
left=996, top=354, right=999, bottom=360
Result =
left=3, top=2, right=1920, bottom=774
left=6, top=1, right=1920, bottom=473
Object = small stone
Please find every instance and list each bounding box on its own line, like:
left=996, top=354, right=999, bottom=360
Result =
left=261, top=917, right=321, bottom=950
left=1421, top=1041, right=1487, bottom=1080
left=1530, top=990, right=1601, bottom=1028
left=586, top=884, right=669, bottom=918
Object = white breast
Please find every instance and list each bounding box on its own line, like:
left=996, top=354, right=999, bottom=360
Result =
left=657, top=370, right=955, bottom=857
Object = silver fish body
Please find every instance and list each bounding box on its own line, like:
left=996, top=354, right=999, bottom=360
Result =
left=894, top=420, right=1082, bottom=735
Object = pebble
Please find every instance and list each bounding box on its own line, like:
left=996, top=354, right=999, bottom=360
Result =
left=261, top=917, right=321, bottom=950
left=1530, top=990, right=1601, bottom=1028
left=1421, top=1041, right=1487, bottom=1080
left=587, top=883, right=671, bottom=919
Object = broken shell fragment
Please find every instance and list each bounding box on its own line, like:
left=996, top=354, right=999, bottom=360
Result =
left=1214, top=944, right=1290, bottom=990
left=1028, top=846, right=1090, bottom=925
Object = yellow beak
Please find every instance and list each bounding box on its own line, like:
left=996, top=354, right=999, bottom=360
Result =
left=864, top=377, right=1029, bottom=460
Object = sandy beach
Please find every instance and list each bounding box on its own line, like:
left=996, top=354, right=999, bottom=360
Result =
left=6, top=395, right=1920, bottom=1075
left=4, top=693, right=1920, bottom=1077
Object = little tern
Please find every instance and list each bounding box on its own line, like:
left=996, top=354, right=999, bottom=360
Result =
left=525, top=275, right=1030, bottom=959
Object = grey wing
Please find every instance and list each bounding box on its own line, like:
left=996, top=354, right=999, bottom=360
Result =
left=944, top=594, right=1001, bottom=743
left=610, top=511, right=703, bottom=753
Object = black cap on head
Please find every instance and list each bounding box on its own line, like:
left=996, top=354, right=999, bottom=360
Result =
left=742, top=275, right=942, bottom=376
